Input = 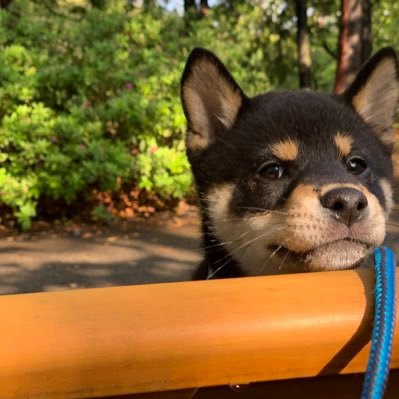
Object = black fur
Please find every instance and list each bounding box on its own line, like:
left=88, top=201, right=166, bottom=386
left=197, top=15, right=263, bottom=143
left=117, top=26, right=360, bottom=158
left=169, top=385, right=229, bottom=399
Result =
left=181, top=47, right=398, bottom=279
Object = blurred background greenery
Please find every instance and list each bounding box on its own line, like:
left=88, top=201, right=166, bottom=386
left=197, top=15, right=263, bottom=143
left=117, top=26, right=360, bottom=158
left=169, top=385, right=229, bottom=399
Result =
left=0, top=0, right=397, bottom=229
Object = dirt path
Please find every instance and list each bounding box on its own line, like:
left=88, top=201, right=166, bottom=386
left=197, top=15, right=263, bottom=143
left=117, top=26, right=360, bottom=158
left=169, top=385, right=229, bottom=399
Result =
left=0, top=217, right=201, bottom=295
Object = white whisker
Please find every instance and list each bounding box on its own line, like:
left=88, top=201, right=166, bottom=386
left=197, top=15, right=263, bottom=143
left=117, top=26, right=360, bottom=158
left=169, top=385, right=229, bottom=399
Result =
left=257, top=237, right=290, bottom=275
left=234, top=206, right=288, bottom=215
left=214, top=226, right=288, bottom=266
left=278, top=249, right=291, bottom=271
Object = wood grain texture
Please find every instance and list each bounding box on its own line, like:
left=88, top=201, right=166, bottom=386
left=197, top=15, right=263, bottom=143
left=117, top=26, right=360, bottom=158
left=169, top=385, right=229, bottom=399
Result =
left=0, top=268, right=397, bottom=398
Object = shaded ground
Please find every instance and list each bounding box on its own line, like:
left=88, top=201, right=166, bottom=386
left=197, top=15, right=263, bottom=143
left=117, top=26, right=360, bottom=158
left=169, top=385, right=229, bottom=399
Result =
left=0, top=213, right=202, bottom=295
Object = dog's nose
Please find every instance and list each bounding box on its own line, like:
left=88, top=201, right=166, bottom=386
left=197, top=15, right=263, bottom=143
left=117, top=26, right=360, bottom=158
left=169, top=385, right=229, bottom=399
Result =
left=320, top=187, right=368, bottom=226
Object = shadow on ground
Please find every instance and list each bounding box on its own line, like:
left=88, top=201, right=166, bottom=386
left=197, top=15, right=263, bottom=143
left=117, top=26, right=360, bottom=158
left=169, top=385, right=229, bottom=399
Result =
left=0, top=221, right=202, bottom=295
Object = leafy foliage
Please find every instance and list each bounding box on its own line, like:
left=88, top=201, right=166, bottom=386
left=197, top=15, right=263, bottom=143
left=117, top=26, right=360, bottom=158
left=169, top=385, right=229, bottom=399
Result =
left=0, top=1, right=190, bottom=227
left=0, top=0, right=397, bottom=227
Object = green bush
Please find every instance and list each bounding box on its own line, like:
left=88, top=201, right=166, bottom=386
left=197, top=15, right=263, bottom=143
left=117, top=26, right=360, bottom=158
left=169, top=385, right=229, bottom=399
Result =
left=0, top=2, right=193, bottom=227
left=0, top=0, right=397, bottom=228
left=0, top=0, right=276, bottom=228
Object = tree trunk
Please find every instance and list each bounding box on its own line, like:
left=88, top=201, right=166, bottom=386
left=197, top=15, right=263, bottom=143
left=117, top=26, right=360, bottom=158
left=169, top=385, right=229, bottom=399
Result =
left=143, top=0, right=156, bottom=9
left=0, top=0, right=12, bottom=8
left=184, top=0, right=196, bottom=12
left=295, top=0, right=312, bottom=89
left=361, top=0, right=372, bottom=62
left=200, top=0, right=209, bottom=16
left=335, top=0, right=372, bottom=93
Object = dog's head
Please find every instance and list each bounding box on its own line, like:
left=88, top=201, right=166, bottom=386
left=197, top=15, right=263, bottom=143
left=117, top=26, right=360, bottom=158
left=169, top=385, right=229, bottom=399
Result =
left=181, top=48, right=399, bottom=275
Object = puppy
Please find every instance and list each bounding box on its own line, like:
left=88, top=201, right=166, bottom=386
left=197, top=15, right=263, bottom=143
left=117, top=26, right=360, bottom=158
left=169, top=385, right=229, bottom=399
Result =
left=180, top=47, right=399, bottom=279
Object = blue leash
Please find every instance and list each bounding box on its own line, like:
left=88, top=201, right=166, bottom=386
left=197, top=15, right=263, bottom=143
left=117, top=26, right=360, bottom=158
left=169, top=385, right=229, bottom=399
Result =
left=361, top=246, right=396, bottom=399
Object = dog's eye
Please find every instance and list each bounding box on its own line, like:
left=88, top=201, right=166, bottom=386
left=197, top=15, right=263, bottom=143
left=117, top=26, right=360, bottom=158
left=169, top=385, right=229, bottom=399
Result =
left=257, top=162, right=284, bottom=179
left=346, top=157, right=367, bottom=175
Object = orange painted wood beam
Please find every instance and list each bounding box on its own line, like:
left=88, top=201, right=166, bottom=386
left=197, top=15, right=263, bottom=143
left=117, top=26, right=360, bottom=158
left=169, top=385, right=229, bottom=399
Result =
left=0, top=268, right=397, bottom=399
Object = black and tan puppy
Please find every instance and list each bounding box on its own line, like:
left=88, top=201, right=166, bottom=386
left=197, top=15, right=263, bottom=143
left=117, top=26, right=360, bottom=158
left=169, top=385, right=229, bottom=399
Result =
left=181, top=47, right=399, bottom=279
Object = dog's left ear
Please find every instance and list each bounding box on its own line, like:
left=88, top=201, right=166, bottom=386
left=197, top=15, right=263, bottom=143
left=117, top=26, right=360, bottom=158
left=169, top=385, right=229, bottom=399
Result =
left=181, top=48, right=246, bottom=152
left=344, top=47, right=399, bottom=147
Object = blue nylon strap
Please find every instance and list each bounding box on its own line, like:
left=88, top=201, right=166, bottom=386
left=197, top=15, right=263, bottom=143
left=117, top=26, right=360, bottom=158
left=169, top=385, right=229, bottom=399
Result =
left=361, top=246, right=396, bottom=399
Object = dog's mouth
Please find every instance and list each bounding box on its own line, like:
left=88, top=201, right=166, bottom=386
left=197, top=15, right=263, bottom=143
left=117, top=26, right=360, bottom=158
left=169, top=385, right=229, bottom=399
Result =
left=269, top=238, right=373, bottom=272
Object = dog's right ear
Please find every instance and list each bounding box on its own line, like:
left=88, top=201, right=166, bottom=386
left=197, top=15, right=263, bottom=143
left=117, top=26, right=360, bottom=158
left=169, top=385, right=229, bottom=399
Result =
left=343, top=47, right=399, bottom=147
left=181, top=48, right=246, bottom=151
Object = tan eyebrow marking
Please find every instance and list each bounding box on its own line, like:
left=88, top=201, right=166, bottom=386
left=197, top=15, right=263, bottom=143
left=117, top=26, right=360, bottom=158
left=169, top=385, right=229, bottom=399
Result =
left=334, top=132, right=353, bottom=157
left=271, top=139, right=299, bottom=161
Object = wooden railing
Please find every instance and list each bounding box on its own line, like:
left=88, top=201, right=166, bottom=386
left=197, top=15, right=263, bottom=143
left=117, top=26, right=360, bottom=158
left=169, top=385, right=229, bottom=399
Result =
left=0, top=268, right=398, bottom=399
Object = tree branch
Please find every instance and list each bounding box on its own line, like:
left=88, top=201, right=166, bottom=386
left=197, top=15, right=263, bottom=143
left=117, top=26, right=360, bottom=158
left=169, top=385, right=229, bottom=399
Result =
left=321, top=39, right=337, bottom=60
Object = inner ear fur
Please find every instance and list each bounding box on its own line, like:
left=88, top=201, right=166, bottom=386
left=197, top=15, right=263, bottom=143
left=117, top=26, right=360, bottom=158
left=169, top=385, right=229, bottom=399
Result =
left=344, top=47, right=399, bottom=147
left=181, top=48, right=246, bottom=151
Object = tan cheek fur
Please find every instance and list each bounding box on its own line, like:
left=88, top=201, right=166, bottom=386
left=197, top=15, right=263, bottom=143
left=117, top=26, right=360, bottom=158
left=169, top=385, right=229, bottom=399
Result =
left=206, top=184, right=284, bottom=275
left=380, top=178, right=394, bottom=215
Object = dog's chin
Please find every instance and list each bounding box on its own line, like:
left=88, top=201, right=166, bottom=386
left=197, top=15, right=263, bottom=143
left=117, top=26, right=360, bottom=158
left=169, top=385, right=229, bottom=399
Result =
left=271, top=239, right=373, bottom=273
left=301, top=239, right=372, bottom=271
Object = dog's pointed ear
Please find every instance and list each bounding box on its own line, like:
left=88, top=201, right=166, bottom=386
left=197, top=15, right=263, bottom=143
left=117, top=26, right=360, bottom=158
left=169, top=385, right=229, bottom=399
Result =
left=343, top=47, right=399, bottom=147
left=181, top=48, right=246, bottom=151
